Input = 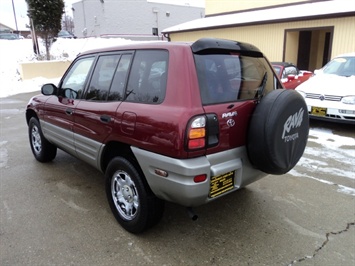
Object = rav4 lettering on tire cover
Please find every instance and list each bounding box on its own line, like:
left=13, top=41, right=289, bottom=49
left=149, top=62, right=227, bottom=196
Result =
left=282, top=107, right=304, bottom=142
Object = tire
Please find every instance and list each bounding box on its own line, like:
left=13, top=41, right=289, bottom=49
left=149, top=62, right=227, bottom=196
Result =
left=105, top=157, right=165, bottom=233
left=28, top=117, right=57, bottom=162
left=247, top=89, right=309, bottom=175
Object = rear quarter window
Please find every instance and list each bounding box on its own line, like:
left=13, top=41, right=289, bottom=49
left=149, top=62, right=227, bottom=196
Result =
left=126, top=50, right=168, bottom=104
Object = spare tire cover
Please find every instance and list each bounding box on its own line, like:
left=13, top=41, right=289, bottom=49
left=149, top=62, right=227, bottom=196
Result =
left=247, top=89, right=309, bottom=175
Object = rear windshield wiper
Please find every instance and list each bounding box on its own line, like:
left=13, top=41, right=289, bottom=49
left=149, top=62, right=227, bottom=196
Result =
left=255, top=72, right=267, bottom=101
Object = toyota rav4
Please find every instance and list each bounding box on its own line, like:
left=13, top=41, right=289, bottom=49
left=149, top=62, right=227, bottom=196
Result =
left=26, top=38, right=309, bottom=233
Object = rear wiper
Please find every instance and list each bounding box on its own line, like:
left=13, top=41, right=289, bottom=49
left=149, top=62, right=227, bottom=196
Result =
left=255, top=72, right=267, bottom=102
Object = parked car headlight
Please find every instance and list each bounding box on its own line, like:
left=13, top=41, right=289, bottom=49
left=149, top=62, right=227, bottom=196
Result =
left=296, top=90, right=306, bottom=99
left=341, top=96, right=355, bottom=105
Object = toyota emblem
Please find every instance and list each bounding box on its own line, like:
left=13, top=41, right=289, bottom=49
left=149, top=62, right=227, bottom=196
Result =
left=227, top=119, right=235, bottom=127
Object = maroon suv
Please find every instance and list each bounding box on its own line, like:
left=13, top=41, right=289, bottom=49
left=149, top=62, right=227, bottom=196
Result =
left=26, top=38, right=309, bottom=233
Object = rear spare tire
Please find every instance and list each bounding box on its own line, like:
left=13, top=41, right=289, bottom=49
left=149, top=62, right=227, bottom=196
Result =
left=247, top=89, right=309, bottom=175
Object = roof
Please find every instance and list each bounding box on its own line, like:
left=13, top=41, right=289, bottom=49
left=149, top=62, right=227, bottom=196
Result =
left=79, top=38, right=265, bottom=56
left=162, top=0, right=355, bottom=34
left=79, top=41, right=181, bottom=55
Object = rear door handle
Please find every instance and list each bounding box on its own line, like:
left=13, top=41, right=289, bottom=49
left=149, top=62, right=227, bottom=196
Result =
left=100, top=115, right=111, bottom=123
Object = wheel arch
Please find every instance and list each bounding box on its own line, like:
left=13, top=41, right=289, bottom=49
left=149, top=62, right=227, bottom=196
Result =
left=100, top=141, right=138, bottom=173
left=26, top=109, right=38, bottom=125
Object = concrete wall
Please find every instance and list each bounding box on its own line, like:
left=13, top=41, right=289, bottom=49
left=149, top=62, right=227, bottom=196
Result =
left=20, top=60, right=72, bottom=80
left=72, top=0, right=204, bottom=38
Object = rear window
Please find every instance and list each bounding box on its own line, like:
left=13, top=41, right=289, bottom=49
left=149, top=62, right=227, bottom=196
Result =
left=194, top=53, right=277, bottom=105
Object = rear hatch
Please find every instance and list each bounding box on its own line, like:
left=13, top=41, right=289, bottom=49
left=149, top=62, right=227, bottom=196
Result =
left=189, top=38, right=281, bottom=155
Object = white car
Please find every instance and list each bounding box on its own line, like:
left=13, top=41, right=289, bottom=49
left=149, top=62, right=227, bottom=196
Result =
left=296, top=53, right=355, bottom=124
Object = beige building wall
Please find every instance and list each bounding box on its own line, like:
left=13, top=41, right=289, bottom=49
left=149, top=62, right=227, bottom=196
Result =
left=20, top=60, right=72, bottom=80
left=284, top=31, right=299, bottom=65
left=205, top=0, right=309, bottom=15
left=168, top=16, right=355, bottom=66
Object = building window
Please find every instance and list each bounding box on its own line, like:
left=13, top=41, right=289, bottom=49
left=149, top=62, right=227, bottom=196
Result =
left=152, top=28, right=158, bottom=36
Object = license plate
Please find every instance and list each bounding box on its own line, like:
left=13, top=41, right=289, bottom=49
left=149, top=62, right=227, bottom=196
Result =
left=311, top=106, right=327, bottom=116
left=209, top=171, right=235, bottom=198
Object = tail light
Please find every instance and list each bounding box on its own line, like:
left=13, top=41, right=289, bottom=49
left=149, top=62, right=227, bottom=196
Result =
left=187, top=116, right=206, bottom=150
left=186, top=114, right=219, bottom=151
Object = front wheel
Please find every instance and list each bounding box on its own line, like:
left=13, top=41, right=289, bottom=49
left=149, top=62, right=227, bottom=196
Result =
left=105, top=157, right=164, bottom=233
left=28, top=117, right=57, bottom=162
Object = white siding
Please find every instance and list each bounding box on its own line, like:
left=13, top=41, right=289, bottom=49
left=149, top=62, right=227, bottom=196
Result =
left=72, top=0, right=204, bottom=38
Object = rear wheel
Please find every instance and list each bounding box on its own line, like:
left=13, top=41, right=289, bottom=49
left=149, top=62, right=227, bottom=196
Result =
left=28, top=117, right=57, bottom=162
left=105, top=157, right=164, bottom=233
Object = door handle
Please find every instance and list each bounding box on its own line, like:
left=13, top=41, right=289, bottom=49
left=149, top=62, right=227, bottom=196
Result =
left=66, top=108, right=73, bottom=115
left=100, top=115, right=111, bottom=123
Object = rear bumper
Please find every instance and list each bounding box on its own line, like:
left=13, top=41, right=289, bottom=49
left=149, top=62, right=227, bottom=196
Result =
left=132, top=146, right=266, bottom=207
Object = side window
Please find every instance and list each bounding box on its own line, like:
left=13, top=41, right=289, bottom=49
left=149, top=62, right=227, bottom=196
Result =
left=108, top=54, right=132, bottom=101
left=61, top=57, right=95, bottom=99
left=126, top=50, right=168, bottom=104
left=85, top=55, right=120, bottom=101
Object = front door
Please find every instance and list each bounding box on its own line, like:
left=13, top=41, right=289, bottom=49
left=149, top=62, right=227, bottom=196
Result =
left=42, top=56, right=95, bottom=155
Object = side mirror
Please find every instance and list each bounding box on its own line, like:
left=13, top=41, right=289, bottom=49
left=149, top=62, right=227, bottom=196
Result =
left=41, top=83, right=58, bottom=95
left=63, top=88, right=78, bottom=99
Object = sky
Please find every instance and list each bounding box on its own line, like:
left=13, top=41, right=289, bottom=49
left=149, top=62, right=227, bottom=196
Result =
left=0, top=0, right=77, bottom=30
left=0, top=0, right=205, bottom=30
